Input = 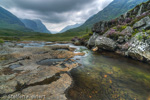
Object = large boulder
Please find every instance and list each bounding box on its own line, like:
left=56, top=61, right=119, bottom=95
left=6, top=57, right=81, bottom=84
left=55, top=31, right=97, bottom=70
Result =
left=133, top=16, right=150, bottom=30
left=121, top=26, right=133, bottom=36
left=87, top=33, right=99, bottom=47
left=126, top=32, right=150, bottom=62
left=95, top=36, right=117, bottom=51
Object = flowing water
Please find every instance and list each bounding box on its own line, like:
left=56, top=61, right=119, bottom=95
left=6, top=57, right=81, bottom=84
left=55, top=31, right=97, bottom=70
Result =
left=15, top=42, right=150, bottom=100
left=67, top=46, right=150, bottom=100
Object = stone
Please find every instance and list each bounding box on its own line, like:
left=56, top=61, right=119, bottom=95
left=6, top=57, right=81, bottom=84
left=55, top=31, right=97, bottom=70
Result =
left=133, top=16, right=150, bottom=30
left=121, top=26, right=133, bottom=36
left=95, top=36, right=117, bottom=51
left=137, top=4, right=144, bottom=16
left=21, top=73, right=72, bottom=100
left=117, top=36, right=125, bottom=44
left=133, top=16, right=149, bottom=29
left=145, top=38, right=150, bottom=45
left=126, top=32, right=150, bottom=61
left=87, top=33, right=99, bottom=47
left=0, top=43, right=85, bottom=99
left=147, top=3, right=150, bottom=10
left=92, top=46, right=98, bottom=52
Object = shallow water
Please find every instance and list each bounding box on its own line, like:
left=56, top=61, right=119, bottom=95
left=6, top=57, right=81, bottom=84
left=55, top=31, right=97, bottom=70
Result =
left=14, top=42, right=150, bottom=100
left=67, top=47, right=150, bottom=100
left=37, top=58, right=66, bottom=66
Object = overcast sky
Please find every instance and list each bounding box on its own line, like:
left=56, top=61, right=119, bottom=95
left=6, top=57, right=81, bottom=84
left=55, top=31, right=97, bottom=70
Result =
left=0, top=0, right=113, bottom=33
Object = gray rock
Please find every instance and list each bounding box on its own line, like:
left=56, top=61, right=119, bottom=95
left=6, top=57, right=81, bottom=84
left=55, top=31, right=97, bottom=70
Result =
left=133, top=7, right=139, bottom=14
left=147, top=3, right=150, bottom=9
left=145, top=38, right=150, bottom=45
left=133, top=16, right=150, bottom=31
left=133, top=16, right=150, bottom=29
left=95, top=36, right=117, bottom=51
left=137, top=4, right=144, bottom=16
left=88, top=33, right=99, bottom=46
left=126, top=32, right=150, bottom=61
left=121, top=26, right=133, bottom=36
left=117, top=36, right=125, bottom=44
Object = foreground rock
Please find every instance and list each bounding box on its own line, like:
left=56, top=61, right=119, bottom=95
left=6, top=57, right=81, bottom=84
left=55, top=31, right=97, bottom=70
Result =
left=0, top=43, right=85, bottom=100
left=95, top=36, right=117, bottom=51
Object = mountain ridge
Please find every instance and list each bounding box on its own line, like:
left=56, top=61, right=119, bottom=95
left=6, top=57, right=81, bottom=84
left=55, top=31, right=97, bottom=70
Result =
left=0, top=6, right=32, bottom=32
left=20, top=19, right=51, bottom=34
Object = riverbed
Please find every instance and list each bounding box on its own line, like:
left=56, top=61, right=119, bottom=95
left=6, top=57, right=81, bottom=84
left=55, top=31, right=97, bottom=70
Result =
left=0, top=41, right=150, bottom=100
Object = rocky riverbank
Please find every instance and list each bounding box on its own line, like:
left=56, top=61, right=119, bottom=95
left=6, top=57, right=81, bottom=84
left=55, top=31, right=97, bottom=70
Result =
left=86, top=0, right=150, bottom=64
left=0, top=41, right=85, bottom=100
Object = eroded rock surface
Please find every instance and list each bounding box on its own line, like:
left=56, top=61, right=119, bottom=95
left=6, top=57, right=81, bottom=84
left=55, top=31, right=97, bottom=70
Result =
left=0, top=42, right=85, bottom=100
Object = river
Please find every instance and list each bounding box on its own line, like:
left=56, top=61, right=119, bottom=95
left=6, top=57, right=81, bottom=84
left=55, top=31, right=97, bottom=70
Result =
left=67, top=45, right=150, bottom=100
left=16, top=42, right=150, bottom=100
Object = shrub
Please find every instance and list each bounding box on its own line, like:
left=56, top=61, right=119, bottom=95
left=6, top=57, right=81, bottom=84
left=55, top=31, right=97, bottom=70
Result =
left=136, top=34, right=143, bottom=40
left=113, top=25, right=127, bottom=32
left=106, top=29, right=122, bottom=40
left=0, top=39, right=4, bottom=44
left=81, top=34, right=89, bottom=40
left=125, top=18, right=132, bottom=23
left=132, top=29, right=139, bottom=36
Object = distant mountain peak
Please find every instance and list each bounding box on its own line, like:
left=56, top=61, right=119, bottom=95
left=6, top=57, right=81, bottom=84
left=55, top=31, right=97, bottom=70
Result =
left=20, top=19, right=51, bottom=34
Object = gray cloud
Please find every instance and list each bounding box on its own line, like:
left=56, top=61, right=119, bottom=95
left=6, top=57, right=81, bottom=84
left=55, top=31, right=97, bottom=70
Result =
left=13, top=0, right=94, bottom=13
left=0, top=0, right=113, bottom=32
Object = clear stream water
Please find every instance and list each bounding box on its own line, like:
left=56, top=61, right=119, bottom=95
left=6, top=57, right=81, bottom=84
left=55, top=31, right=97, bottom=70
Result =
left=67, top=46, right=150, bottom=100
left=16, top=42, right=150, bottom=100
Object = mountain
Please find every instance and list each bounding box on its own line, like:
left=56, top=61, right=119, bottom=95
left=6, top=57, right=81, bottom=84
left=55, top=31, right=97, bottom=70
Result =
left=64, top=0, right=148, bottom=35
left=0, top=6, right=32, bottom=31
left=59, top=23, right=82, bottom=33
left=20, top=19, right=51, bottom=34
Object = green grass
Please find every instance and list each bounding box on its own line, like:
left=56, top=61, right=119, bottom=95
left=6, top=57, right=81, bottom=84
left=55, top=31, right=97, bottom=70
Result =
left=0, top=29, right=81, bottom=41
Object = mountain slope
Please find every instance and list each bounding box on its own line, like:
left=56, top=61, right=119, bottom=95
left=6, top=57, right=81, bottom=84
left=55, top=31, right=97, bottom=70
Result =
left=20, top=19, right=51, bottom=34
left=83, top=0, right=148, bottom=27
left=64, top=0, right=148, bottom=35
left=0, top=6, right=31, bottom=31
left=60, top=23, right=82, bottom=33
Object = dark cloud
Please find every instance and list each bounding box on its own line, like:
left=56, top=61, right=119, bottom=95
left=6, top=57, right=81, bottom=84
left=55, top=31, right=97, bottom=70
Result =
left=13, top=0, right=94, bottom=13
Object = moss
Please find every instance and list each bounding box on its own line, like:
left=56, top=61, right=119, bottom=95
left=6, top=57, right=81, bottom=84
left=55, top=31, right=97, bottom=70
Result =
left=132, top=29, right=139, bottom=37
left=146, top=30, right=150, bottom=34
left=136, top=32, right=150, bottom=41
left=120, top=25, right=127, bottom=31
left=113, top=25, right=127, bottom=32
left=0, top=39, right=4, bottom=44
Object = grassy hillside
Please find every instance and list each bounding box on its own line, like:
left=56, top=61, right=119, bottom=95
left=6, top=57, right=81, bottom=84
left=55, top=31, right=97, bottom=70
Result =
left=0, top=29, right=72, bottom=41
left=0, top=6, right=32, bottom=32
